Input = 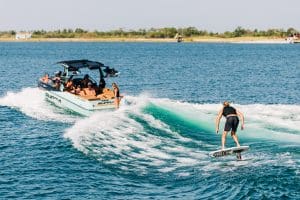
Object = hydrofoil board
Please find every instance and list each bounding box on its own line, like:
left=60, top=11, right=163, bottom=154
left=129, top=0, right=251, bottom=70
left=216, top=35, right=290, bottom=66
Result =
left=209, top=146, right=249, bottom=159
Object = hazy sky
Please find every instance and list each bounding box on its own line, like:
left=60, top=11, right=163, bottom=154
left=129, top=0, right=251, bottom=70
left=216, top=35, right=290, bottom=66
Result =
left=1, top=0, right=299, bottom=32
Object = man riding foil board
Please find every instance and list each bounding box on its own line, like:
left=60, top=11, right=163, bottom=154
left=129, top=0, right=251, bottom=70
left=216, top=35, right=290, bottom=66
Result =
left=214, top=101, right=246, bottom=160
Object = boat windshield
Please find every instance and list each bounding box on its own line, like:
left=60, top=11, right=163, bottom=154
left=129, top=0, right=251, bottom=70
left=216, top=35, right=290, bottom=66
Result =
left=72, top=67, right=100, bottom=82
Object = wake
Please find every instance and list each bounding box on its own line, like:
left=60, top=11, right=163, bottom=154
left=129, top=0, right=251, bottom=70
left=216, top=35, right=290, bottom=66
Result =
left=63, top=95, right=300, bottom=174
left=151, top=99, right=300, bottom=142
left=64, top=96, right=208, bottom=174
left=1, top=88, right=299, bottom=174
left=0, top=87, right=77, bottom=122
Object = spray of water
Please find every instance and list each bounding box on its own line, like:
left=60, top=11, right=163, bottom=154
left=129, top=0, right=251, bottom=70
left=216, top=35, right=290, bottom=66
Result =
left=64, top=95, right=300, bottom=174
left=0, top=87, right=77, bottom=122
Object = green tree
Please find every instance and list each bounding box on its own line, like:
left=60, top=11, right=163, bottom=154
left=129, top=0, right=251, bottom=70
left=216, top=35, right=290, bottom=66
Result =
left=182, top=27, right=199, bottom=37
left=233, top=26, right=246, bottom=37
left=75, top=28, right=85, bottom=33
left=287, top=27, right=297, bottom=36
left=9, top=30, right=16, bottom=35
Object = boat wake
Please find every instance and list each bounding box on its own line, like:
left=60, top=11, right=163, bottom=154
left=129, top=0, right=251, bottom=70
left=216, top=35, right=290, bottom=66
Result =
left=0, top=87, right=77, bottom=123
left=63, top=95, right=300, bottom=175
left=1, top=88, right=299, bottom=175
left=64, top=95, right=208, bottom=175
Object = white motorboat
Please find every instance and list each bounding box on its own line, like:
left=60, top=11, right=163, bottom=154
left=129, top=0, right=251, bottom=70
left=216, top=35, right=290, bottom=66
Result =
left=38, top=60, right=119, bottom=116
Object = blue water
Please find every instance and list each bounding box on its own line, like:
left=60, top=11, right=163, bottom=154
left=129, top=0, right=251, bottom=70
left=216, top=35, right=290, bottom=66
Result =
left=0, top=42, right=299, bottom=199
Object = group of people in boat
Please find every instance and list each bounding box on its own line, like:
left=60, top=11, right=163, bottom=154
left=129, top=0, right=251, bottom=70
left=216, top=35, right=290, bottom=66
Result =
left=40, top=71, right=62, bottom=90
left=63, top=74, right=98, bottom=97
left=40, top=72, right=122, bottom=108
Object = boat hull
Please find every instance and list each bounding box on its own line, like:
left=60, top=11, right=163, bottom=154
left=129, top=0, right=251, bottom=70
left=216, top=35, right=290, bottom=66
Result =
left=44, top=90, right=115, bottom=116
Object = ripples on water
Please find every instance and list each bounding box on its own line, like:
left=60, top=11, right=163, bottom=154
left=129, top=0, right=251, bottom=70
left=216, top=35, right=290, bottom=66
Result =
left=0, top=43, right=299, bottom=199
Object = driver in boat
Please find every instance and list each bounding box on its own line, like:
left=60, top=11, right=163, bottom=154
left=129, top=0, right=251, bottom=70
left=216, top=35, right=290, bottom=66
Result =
left=215, top=101, right=245, bottom=150
left=52, top=71, right=62, bottom=90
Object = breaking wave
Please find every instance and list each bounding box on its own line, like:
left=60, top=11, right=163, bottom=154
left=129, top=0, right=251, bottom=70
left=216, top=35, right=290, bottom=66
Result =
left=63, top=95, right=300, bottom=175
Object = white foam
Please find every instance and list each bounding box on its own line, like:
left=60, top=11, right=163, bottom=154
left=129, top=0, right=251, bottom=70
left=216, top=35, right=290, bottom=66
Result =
left=177, top=172, right=190, bottom=177
left=158, top=167, right=176, bottom=173
left=0, top=87, right=77, bottom=122
left=241, top=104, right=300, bottom=131
left=64, top=95, right=209, bottom=173
left=63, top=96, right=300, bottom=174
left=149, top=99, right=300, bottom=131
left=148, top=99, right=300, bottom=143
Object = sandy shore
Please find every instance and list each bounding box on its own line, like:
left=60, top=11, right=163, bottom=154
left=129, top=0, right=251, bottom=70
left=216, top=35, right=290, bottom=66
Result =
left=0, top=36, right=296, bottom=43
left=185, top=36, right=295, bottom=43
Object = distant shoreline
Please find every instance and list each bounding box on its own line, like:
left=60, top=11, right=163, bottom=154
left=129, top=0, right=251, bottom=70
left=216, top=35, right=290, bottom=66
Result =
left=0, top=36, right=297, bottom=44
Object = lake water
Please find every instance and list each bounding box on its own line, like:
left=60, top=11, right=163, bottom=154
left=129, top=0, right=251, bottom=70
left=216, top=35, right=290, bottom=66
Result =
left=0, top=42, right=299, bottom=199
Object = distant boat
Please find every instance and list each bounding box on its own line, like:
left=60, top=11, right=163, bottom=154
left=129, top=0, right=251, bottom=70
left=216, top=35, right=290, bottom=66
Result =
left=290, top=33, right=300, bottom=44
left=38, top=60, right=120, bottom=116
left=286, top=33, right=300, bottom=44
left=15, top=32, right=32, bottom=40
left=174, top=33, right=183, bottom=43
left=286, top=37, right=295, bottom=44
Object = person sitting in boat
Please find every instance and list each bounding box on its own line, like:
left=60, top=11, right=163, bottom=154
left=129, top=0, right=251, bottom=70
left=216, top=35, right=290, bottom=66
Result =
left=65, top=78, right=75, bottom=91
left=71, top=85, right=85, bottom=96
left=52, top=71, right=62, bottom=90
left=81, top=74, right=90, bottom=88
left=82, top=82, right=96, bottom=97
left=40, top=73, right=50, bottom=84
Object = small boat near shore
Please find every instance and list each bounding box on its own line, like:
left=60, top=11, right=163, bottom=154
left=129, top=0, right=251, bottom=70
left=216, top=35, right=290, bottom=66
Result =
left=38, top=60, right=119, bottom=116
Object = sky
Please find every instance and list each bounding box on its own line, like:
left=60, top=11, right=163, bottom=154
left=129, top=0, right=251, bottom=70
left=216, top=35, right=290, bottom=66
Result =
left=1, top=0, right=299, bottom=32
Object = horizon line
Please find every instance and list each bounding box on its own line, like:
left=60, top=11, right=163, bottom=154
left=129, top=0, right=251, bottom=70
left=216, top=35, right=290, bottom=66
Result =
left=1, top=26, right=299, bottom=33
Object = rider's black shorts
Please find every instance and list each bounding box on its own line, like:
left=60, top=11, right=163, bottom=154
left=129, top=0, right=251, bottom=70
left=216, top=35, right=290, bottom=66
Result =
left=224, top=116, right=239, bottom=132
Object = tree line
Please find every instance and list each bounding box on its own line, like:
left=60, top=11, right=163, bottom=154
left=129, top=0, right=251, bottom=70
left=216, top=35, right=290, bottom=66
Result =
left=0, top=27, right=298, bottom=38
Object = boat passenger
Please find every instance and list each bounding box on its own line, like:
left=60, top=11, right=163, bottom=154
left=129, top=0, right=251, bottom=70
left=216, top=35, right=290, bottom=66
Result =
left=81, top=74, right=90, bottom=88
left=41, top=73, right=50, bottom=84
left=83, top=82, right=96, bottom=97
left=71, top=85, right=84, bottom=95
left=51, top=71, right=62, bottom=89
left=52, top=78, right=61, bottom=90
left=73, top=85, right=81, bottom=95
left=65, top=79, right=75, bottom=91
left=112, top=82, right=122, bottom=109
